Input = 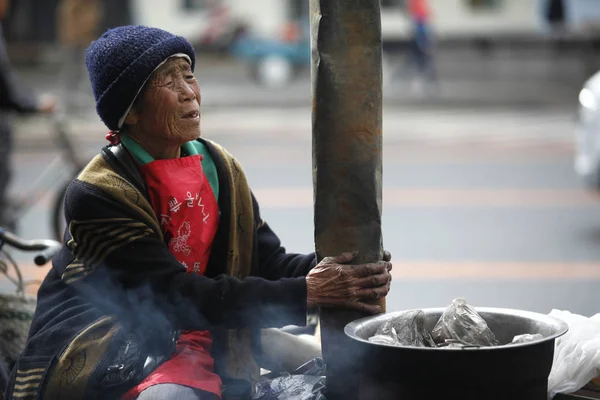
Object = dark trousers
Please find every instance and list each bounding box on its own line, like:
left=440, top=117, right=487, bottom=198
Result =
left=0, top=120, right=12, bottom=225
left=0, top=361, right=8, bottom=400
left=408, top=21, right=437, bottom=81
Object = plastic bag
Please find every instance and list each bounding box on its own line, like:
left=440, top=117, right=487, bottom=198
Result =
left=511, top=333, right=544, bottom=345
left=368, top=335, right=400, bottom=346
left=253, top=358, right=327, bottom=400
left=547, top=310, right=600, bottom=399
left=431, top=298, right=499, bottom=347
left=371, top=310, right=435, bottom=347
left=253, top=374, right=325, bottom=400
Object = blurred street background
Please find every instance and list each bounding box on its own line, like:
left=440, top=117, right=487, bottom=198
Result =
left=3, top=0, right=600, bottom=316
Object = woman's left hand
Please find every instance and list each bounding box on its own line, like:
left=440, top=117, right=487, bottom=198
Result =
left=383, top=250, right=392, bottom=262
left=306, top=251, right=393, bottom=314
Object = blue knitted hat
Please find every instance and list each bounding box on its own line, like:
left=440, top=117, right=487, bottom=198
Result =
left=86, top=25, right=196, bottom=131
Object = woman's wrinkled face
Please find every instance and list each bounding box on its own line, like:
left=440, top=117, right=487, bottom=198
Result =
left=127, top=57, right=201, bottom=146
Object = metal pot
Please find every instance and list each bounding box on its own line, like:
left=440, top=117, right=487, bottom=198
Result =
left=344, top=307, right=568, bottom=400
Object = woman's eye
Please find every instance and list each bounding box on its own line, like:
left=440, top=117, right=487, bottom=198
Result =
left=186, top=75, right=195, bottom=80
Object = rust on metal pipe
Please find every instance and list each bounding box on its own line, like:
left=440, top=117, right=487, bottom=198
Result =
left=310, top=0, right=384, bottom=398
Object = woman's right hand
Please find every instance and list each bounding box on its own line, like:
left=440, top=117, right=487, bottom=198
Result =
left=306, top=251, right=392, bottom=314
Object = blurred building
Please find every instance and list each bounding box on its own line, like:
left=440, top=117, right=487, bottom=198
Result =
left=2, top=0, right=133, bottom=43
left=3, top=0, right=600, bottom=47
left=128, top=0, right=600, bottom=43
left=133, top=0, right=277, bottom=39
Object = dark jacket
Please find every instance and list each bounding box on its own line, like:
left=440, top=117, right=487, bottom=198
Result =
left=0, top=27, right=38, bottom=226
left=0, top=29, right=37, bottom=115
left=5, top=139, right=316, bottom=400
left=546, top=0, right=565, bottom=24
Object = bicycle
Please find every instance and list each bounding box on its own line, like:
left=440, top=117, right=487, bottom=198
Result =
left=8, top=111, right=88, bottom=241
left=0, top=228, right=61, bottom=377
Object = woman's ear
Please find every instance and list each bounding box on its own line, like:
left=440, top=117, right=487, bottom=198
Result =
left=124, top=108, right=139, bottom=126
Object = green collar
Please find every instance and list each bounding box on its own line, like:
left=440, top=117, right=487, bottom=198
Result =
left=120, top=135, right=199, bottom=165
left=120, top=135, right=220, bottom=202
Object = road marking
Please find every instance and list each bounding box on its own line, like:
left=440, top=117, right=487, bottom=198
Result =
left=390, top=261, right=600, bottom=280
left=228, top=146, right=574, bottom=164
left=253, top=188, right=600, bottom=208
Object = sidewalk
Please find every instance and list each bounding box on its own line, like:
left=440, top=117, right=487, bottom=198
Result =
left=12, top=54, right=582, bottom=107
left=12, top=104, right=577, bottom=151
left=10, top=56, right=581, bottom=149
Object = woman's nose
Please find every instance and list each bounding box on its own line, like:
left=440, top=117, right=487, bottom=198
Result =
left=178, top=81, right=196, bottom=102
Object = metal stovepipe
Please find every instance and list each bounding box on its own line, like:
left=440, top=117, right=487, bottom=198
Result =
left=310, top=0, right=384, bottom=398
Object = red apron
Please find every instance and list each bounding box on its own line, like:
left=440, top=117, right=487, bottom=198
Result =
left=122, top=154, right=222, bottom=400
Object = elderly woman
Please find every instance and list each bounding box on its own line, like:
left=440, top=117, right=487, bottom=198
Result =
left=5, top=26, right=392, bottom=400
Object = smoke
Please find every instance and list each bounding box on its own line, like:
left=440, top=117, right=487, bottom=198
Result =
left=70, top=264, right=309, bottom=347
left=72, top=264, right=210, bottom=350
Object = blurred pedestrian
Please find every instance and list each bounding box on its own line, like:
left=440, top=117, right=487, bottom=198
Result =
left=0, top=0, right=56, bottom=231
left=545, top=0, right=567, bottom=36
left=56, top=0, right=103, bottom=113
left=404, top=0, right=438, bottom=94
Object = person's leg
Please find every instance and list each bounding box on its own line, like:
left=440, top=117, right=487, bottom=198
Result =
left=413, top=23, right=429, bottom=75
left=74, top=45, right=91, bottom=94
left=60, top=45, right=86, bottom=113
left=418, top=24, right=438, bottom=84
left=399, top=25, right=421, bottom=83
left=135, top=384, right=219, bottom=400
left=0, top=122, right=14, bottom=230
left=0, top=358, right=9, bottom=400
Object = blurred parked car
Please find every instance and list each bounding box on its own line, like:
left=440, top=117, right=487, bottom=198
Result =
left=575, top=69, right=600, bottom=189
left=229, top=21, right=310, bottom=88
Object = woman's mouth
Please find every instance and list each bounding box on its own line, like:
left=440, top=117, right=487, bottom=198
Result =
left=182, top=110, right=200, bottom=119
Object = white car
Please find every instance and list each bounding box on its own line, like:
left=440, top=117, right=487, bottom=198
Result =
left=575, top=70, right=600, bottom=189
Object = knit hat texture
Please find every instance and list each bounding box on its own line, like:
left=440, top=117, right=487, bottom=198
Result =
left=85, top=25, right=196, bottom=131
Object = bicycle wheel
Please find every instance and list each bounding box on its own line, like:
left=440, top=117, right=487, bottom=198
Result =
left=51, top=183, right=69, bottom=242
